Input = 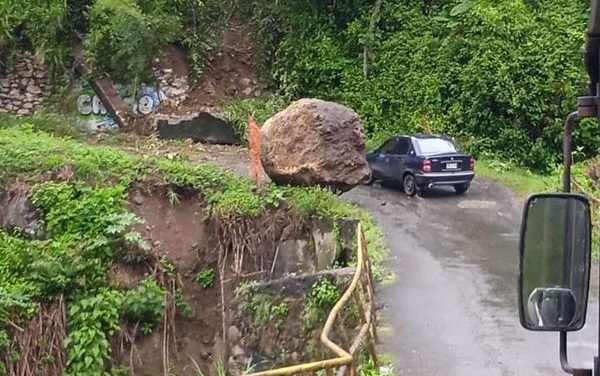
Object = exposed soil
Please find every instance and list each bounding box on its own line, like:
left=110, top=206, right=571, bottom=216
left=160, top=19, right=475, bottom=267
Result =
left=129, top=185, right=210, bottom=271
left=115, top=183, right=304, bottom=375
left=155, top=45, right=190, bottom=78
left=158, top=17, right=266, bottom=115
left=118, top=185, right=221, bottom=376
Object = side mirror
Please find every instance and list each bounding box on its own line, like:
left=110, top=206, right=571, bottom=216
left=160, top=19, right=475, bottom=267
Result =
left=519, top=193, right=592, bottom=332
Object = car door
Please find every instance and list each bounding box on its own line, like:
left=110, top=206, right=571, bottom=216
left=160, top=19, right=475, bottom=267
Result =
left=370, top=138, right=396, bottom=179
left=387, top=137, right=410, bottom=182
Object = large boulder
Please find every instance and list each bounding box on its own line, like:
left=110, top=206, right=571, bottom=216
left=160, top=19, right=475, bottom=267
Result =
left=261, top=98, right=370, bottom=192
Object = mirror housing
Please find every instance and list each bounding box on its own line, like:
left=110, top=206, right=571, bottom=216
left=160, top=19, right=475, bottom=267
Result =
left=584, top=1, right=600, bottom=97
left=519, top=193, right=592, bottom=332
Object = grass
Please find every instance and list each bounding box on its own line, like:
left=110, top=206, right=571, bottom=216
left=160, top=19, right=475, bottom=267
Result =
left=476, top=159, right=556, bottom=196
left=0, top=111, right=84, bottom=139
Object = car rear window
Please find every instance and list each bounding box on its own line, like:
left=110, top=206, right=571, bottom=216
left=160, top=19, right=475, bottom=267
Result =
left=415, top=138, right=459, bottom=154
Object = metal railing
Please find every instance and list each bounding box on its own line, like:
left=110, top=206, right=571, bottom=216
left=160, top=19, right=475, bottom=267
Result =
left=245, top=223, right=378, bottom=376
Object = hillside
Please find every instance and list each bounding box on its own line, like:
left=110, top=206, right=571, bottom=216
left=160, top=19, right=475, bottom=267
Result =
left=2, top=0, right=597, bottom=172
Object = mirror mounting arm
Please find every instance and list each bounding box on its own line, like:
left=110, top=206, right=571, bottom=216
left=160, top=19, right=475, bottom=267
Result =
left=560, top=332, right=593, bottom=376
left=563, top=112, right=579, bottom=193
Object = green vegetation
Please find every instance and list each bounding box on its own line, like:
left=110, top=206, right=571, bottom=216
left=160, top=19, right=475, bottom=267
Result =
left=1, top=40, right=381, bottom=376
left=0, top=122, right=388, bottom=373
left=0, top=0, right=73, bottom=77
left=196, top=268, right=216, bottom=289
left=301, top=279, right=341, bottom=332
left=307, top=279, right=340, bottom=309
left=476, top=160, right=556, bottom=196
left=85, top=0, right=164, bottom=85
left=64, top=289, right=124, bottom=376
left=85, top=0, right=217, bottom=84
left=240, top=0, right=596, bottom=173
left=1, top=0, right=222, bottom=84
left=359, top=360, right=394, bottom=376
left=0, top=124, right=387, bottom=267
left=223, top=96, right=288, bottom=140
left=236, top=287, right=290, bottom=330
left=122, top=278, right=166, bottom=334
left=0, top=112, right=84, bottom=139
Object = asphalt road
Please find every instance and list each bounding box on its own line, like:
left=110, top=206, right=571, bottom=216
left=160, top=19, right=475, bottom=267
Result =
left=343, top=179, right=600, bottom=376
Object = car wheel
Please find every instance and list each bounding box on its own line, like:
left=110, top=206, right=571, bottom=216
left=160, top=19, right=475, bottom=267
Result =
left=454, top=182, right=470, bottom=195
left=364, top=171, right=376, bottom=185
left=403, top=174, right=417, bottom=197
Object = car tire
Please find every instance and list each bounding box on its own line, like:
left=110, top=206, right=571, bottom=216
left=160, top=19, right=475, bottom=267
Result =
left=454, top=182, right=470, bottom=195
left=403, top=174, right=417, bottom=197
left=364, top=171, right=376, bottom=185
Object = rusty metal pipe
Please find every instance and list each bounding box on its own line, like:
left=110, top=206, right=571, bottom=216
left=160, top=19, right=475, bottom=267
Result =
left=563, top=112, right=579, bottom=193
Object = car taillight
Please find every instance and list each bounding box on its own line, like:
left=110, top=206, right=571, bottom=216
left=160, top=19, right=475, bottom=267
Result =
left=470, top=157, right=475, bottom=170
left=423, top=159, right=431, bottom=172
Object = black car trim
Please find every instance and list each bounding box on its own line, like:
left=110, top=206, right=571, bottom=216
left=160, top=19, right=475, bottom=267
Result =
left=416, top=172, right=475, bottom=178
left=427, top=180, right=471, bottom=186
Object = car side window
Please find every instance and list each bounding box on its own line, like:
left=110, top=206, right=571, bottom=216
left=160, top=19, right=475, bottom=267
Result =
left=379, top=139, right=396, bottom=153
left=392, top=139, right=409, bottom=155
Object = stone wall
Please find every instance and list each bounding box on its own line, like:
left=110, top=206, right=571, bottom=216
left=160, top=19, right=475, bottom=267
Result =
left=0, top=51, right=52, bottom=115
left=228, top=269, right=355, bottom=374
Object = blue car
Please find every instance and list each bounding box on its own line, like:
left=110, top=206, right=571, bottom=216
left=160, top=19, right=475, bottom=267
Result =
left=366, top=134, right=475, bottom=196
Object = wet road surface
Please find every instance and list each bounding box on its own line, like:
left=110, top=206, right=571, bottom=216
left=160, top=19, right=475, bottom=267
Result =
left=343, top=179, right=599, bottom=376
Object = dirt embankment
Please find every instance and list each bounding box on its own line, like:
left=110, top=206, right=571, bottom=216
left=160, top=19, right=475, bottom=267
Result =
left=158, top=17, right=266, bottom=116
left=96, top=182, right=350, bottom=375
left=117, top=186, right=219, bottom=376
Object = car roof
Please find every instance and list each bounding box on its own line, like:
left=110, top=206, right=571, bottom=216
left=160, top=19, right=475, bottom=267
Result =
left=411, top=133, right=452, bottom=140
left=390, top=134, right=453, bottom=141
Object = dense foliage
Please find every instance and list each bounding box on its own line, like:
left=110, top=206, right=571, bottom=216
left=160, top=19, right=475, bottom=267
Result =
left=241, top=0, right=597, bottom=172
left=1, top=0, right=219, bottom=83
left=0, top=0, right=75, bottom=76
left=85, top=0, right=217, bottom=84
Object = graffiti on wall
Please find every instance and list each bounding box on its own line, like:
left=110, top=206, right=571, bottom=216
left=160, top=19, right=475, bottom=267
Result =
left=76, top=80, right=166, bottom=131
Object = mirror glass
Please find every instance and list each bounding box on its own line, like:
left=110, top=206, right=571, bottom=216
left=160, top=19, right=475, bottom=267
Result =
left=519, top=194, right=591, bottom=331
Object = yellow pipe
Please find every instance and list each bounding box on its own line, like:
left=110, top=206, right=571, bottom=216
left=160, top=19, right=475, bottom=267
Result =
left=245, top=223, right=372, bottom=376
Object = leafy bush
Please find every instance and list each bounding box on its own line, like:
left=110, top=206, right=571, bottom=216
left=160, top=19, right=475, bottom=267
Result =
left=135, top=0, right=219, bottom=81
left=122, top=278, right=165, bottom=334
left=308, top=279, right=340, bottom=309
left=84, top=0, right=165, bottom=84
left=238, top=290, right=289, bottom=327
left=0, top=0, right=71, bottom=76
left=301, top=279, right=341, bottom=333
left=64, top=289, right=124, bottom=376
left=196, top=268, right=216, bottom=288
left=2, top=0, right=219, bottom=82
left=32, top=182, right=126, bottom=237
